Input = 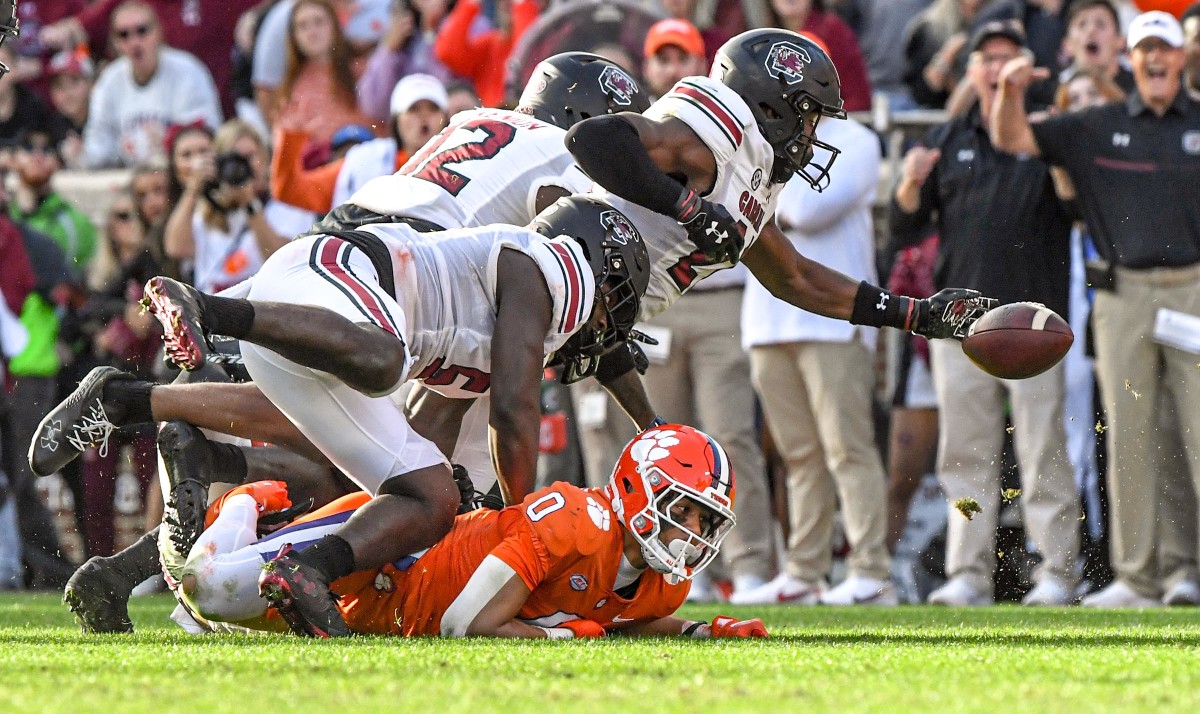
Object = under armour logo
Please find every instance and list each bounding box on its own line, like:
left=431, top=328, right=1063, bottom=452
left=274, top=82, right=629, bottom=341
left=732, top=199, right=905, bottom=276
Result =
left=1112, top=133, right=1130, bottom=147
left=40, top=420, right=62, bottom=452
left=876, top=293, right=889, bottom=311
left=706, top=221, right=726, bottom=243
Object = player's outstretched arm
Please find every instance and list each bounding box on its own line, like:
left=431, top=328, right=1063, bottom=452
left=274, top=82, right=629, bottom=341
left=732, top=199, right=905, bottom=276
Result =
left=490, top=249, right=555, bottom=505
left=440, top=555, right=603, bottom=639
left=566, top=114, right=743, bottom=264
left=743, top=220, right=995, bottom=340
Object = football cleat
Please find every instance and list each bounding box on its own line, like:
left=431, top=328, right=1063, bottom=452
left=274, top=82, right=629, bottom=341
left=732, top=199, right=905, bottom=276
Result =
left=143, top=276, right=212, bottom=371
left=157, top=422, right=221, bottom=580
left=28, top=366, right=136, bottom=477
left=259, top=545, right=351, bottom=638
left=62, top=556, right=137, bottom=633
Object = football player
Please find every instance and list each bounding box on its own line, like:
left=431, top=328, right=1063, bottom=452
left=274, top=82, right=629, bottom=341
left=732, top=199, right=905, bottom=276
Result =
left=564, top=28, right=996, bottom=350
left=173, top=424, right=767, bottom=640
left=153, top=195, right=649, bottom=636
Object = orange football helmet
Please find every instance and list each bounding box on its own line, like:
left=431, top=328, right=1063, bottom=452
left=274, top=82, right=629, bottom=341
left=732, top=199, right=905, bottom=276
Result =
left=605, top=424, right=737, bottom=584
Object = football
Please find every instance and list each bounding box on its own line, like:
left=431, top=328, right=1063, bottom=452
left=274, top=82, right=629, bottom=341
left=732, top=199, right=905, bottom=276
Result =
left=961, top=302, right=1073, bottom=379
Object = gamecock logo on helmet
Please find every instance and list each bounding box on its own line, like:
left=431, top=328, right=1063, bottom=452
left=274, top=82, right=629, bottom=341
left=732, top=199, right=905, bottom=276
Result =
left=599, top=65, right=636, bottom=106
left=600, top=210, right=641, bottom=246
left=766, top=42, right=812, bottom=85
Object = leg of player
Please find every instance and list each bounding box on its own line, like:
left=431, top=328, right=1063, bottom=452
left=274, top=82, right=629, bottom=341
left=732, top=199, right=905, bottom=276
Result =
left=62, top=528, right=159, bottom=633
left=146, top=276, right=408, bottom=397
left=29, top=374, right=322, bottom=477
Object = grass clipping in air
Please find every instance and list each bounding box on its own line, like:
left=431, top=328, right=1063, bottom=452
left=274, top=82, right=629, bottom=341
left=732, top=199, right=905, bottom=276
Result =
left=953, top=497, right=982, bottom=520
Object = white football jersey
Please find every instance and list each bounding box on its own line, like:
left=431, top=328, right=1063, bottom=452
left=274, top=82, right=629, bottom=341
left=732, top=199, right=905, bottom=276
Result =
left=345, top=108, right=593, bottom=231
left=355, top=222, right=595, bottom=399
left=592, top=76, right=780, bottom=320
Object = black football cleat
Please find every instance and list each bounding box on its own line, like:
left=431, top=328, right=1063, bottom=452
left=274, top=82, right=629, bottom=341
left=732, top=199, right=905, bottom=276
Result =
left=157, top=422, right=220, bottom=580
left=259, top=546, right=351, bottom=638
left=28, top=366, right=136, bottom=477
left=62, top=556, right=136, bottom=634
left=143, top=276, right=212, bottom=371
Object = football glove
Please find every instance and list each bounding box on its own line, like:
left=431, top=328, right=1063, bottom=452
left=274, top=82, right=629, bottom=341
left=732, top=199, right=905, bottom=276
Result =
left=558, top=619, right=606, bottom=639
left=912, top=288, right=997, bottom=340
left=674, top=189, right=744, bottom=265
left=710, top=615, right=769, bottom=638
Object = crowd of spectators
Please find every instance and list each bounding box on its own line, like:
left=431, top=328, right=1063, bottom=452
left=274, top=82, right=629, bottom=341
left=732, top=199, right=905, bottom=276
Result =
left=2, top=0, right=1200, bottom=611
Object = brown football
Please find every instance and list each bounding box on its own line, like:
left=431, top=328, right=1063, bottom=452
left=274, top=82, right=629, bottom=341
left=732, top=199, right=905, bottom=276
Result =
left=961, top=302, right=1073, bottom=379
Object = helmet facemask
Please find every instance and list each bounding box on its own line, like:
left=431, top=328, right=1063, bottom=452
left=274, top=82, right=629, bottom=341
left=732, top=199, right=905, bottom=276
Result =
left=767, top=94, right=844, bottom=190
left=554, top=255, right=642, bottom=384
left=617, top=467, right=736, bottom=585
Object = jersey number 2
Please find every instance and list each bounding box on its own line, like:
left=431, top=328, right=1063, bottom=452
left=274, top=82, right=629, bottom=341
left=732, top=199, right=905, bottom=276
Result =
left=402, top=119, right=518, bottom=196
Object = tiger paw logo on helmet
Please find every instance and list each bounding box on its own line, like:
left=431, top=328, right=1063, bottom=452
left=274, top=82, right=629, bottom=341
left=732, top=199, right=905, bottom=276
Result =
left=629, top=429, right=682, bottom=470
left=766, top=42, right=812, bottom=84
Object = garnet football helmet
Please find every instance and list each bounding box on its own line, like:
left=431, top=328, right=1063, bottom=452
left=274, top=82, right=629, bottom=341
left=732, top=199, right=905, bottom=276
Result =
left=532, top=196, right=651, bottom=383
left=709, top=29, right=846, bottom=189
left=516, top=52, right=651, bottom=130
left=605, top=425, right=737, bottom=584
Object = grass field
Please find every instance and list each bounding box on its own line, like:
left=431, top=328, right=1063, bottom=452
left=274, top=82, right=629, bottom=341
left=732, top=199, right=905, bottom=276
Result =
left=2, top=593, right=1199, bottom=713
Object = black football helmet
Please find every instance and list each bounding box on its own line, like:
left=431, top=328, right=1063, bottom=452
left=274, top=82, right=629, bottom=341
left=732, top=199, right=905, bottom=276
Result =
left=710, top=29, right=847, bottom=190
left=530, top=196, right=651, bottom=383
left=516, top=52, right=651, bottom=130
left=0, top=0, right=18, bottom=81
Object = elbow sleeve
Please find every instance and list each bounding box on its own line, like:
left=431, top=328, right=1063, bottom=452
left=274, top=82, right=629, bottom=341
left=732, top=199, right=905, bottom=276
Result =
left=565, top=115, right=683, bottom=217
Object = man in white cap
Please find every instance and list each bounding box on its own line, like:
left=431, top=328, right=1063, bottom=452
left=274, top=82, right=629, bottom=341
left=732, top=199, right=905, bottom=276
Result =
left=271, top=73, right=449, bottom=213
left=993, top=10, right=1200, bottom=608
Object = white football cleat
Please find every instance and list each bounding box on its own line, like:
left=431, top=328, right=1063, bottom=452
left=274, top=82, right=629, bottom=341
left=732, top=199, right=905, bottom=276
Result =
left=926, top=577, right=993, bottom=606
left=818, top=575, right=898, bottom=606
left=727, top=572, right=826, bottom=605
left=1163, top=579, right=1200, bottom=606
left=1080, top=580, right=1162, bottom=609
left=1021, top=577, right=1076, bottom=606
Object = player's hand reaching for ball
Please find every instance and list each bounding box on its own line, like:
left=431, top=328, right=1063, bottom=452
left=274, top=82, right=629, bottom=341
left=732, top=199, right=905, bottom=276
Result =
left=913, top=288, right=997, bottom=340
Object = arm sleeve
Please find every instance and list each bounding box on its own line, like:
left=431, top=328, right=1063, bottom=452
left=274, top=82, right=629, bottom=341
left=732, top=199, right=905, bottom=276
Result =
left=565, top=115, right=685, bottom=218
left=1029, top=112, right=1080, bottom=167
left=270, top=129, right=343, bottom=213
left=357, top=45, right=408, bottom=123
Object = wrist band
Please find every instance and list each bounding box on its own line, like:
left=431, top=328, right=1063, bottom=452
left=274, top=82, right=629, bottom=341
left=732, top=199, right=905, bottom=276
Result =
left=850, top=281, right=916, bottom=331
left=682, top=621, right=705, bottom=637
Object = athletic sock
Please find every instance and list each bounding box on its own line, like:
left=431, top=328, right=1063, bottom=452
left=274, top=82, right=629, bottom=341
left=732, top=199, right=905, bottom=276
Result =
left=289, top=535, right=355, bottom=583
left=197, top=294, right=255, bottom=340
left=209, top=443, right=249, bottom=484
left=104, top=380, right=155, bottom=425
left=103, top=527, right=162, bottom=586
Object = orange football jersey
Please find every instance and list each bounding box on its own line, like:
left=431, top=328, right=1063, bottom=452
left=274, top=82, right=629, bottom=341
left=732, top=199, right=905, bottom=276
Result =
left=334, top=482, right=688, bottom=636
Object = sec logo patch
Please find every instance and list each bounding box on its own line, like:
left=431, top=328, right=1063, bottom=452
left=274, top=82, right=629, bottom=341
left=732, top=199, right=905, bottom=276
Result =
left=570, top=574, right=589, bottom=591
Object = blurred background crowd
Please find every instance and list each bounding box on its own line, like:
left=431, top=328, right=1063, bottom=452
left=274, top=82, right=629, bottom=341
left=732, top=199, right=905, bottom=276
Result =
left=1, top=0, right=1199, bottom=610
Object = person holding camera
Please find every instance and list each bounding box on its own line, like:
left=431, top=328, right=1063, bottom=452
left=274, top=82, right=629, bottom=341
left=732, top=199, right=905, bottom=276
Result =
left=163, top=120, right=307, bottom=295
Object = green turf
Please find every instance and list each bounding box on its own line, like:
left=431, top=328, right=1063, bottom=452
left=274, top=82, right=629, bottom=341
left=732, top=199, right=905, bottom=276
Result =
left=2, top=593, right=1199, bottom=713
